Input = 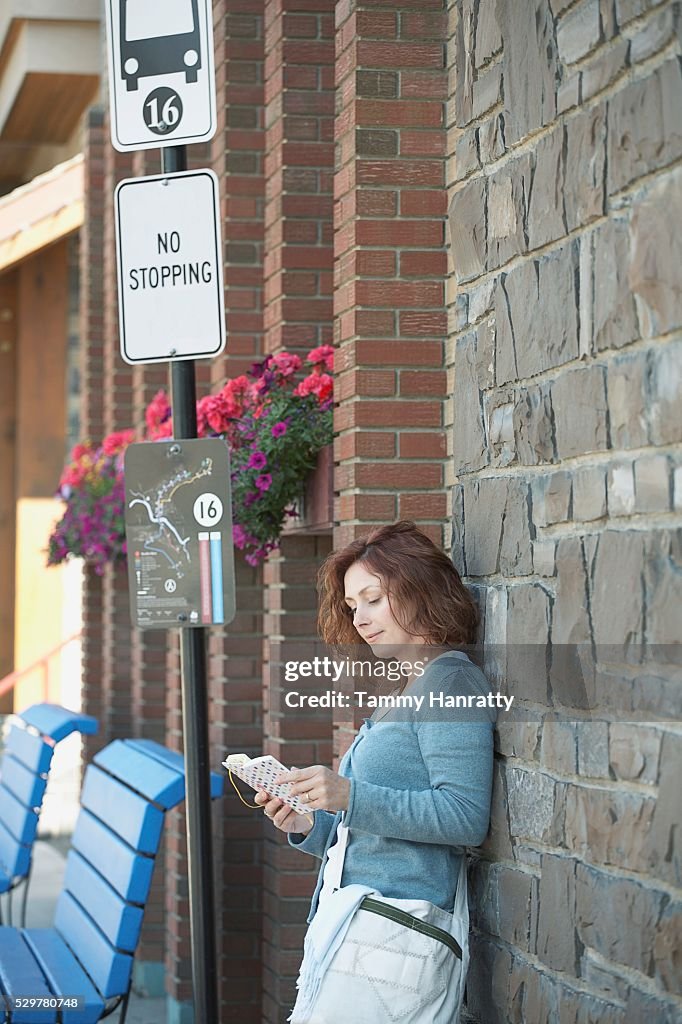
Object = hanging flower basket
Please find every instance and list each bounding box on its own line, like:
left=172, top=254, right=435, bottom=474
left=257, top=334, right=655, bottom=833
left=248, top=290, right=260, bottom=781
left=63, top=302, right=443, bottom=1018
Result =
left=48, top=346, right=334, bottom=571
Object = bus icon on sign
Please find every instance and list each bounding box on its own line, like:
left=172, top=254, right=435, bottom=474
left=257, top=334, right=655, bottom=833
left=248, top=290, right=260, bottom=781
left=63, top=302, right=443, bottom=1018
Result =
left=120, top=0, right=201, bottom=91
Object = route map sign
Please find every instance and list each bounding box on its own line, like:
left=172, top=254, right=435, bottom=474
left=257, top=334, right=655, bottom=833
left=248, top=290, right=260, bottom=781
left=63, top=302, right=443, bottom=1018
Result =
left=124, top=439, right=235, bottom=630
left=114, top=169, right=226, bottom=364
left=104, top=0, right=217, bottom=152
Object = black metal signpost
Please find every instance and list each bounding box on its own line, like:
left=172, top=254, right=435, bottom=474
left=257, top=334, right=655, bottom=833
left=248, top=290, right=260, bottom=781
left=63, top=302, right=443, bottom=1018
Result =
left=104, top=1, right=227, bottom=1018
left=164, top=143, right=218, bottom=1024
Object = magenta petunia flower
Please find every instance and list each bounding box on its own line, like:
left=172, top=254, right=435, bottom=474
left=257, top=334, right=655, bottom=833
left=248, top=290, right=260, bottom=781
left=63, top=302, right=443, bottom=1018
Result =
left=233, top=524, right=257, bottom=550
left=271, top=421, right=287, bottom=438
left=255, top=473, right=272, bottom=492
left=247, top=451, right=267, bottom=470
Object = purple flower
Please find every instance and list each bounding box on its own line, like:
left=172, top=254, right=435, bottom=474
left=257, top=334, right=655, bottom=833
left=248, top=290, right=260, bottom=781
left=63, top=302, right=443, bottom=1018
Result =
left=255, top=473, right=272, bottom=492
left=244, top=491, right=258, bottom=507
left=247, top=451, right=267, bottom=470
left=233, top=524, right=256, bottom=550
left=271, top=421, right=287, bottom=438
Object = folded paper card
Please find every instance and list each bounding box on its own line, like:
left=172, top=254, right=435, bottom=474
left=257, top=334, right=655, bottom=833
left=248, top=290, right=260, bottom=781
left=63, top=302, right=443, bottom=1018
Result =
left=223, top=753, right=313, bottom=817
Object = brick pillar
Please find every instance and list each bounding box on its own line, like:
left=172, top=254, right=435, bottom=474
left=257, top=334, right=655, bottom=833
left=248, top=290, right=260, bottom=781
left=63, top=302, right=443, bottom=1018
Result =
left=161, top=3, right=268, bottom=1021
left=334, top=0, right=448, bottom=552
left=80, top=108, right=106, bottom=449
left=97, top=119, right=135, bottom=743
left=80, top=568, right=105, bottom=763
left=211, top=561, right=265, bottom=1021
left=263, top=0, right=335, bottom=357
left=259, top=3, right=335, bottom=1020
left=213, top=6, right=268, bottom=1019
left=163, top=597, right=267, bottom=1021
left=216, top=0, right=267, bottom=382
left=80, top=108, right=108, bottom=761
left=261, top=535, right=333, bottom=1022
left=163, top=634, right=190, bottom=1018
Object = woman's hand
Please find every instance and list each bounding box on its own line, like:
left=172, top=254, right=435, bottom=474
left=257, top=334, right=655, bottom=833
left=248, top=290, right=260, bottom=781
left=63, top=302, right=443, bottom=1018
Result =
left=254, top=788, right=313, bottom=835
left=275, top=765, right=351, bottom=813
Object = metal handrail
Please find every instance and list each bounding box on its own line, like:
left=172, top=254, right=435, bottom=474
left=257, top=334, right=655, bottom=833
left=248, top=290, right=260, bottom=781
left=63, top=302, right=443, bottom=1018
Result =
left=0, top=633, right=82, bottom=701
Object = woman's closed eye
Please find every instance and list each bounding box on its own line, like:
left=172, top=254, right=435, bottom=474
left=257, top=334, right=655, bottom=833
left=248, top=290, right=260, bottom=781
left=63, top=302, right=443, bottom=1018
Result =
left=348, top=598, right=380, bottom=615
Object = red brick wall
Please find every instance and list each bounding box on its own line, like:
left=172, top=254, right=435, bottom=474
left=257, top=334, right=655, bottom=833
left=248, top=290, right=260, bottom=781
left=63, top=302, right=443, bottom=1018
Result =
left=333, top=0, right=448, bottom=755
left=261, top=535, right=333, bottom=1020
left=99, top=124, right=135, bottom=744
left=79, top=109, right=107, bottom=764
left=216, top=0, right=267, bottom=383
left=260, top=5, right=335, bottom=1019
left=263, top=0, right=335, bottom=357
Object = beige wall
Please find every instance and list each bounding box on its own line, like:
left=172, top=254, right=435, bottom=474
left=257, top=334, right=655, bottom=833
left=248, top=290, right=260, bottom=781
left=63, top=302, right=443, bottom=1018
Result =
left=4, top=238, right=78, bottom=712
left=0, top=271, right=17, bottom=711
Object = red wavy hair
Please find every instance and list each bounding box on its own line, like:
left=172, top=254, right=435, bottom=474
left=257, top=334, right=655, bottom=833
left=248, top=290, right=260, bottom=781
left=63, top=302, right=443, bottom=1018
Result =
left=317, top=521, right=478, bottom=647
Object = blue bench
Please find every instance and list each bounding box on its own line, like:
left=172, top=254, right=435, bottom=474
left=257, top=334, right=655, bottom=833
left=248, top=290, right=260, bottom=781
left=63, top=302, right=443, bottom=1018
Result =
left=0, top=705, right=98, bottom=927
left=0, top=738, right=223, bottom=1023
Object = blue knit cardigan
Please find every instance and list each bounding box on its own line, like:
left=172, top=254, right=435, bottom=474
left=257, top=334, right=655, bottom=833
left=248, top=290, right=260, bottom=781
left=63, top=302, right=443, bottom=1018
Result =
left=289, top=651, right=495, bottom=923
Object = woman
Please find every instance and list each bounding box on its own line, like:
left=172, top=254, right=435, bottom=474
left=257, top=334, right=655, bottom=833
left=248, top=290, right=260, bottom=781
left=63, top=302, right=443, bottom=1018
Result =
left=255, top=521, right=494, bottom=1023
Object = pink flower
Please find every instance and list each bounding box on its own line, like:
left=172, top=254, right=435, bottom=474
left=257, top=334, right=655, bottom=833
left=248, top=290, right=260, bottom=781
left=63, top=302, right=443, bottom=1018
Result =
left=71, top=442, right=94, bottom=462
left=102, top=429, right=135, bottom=455
left=255, top=473, right=272, bottom=492
left=248, top=451, right=267, bottom=470
left=294, top=372, right=333, bottom=404
left=306, top=345, right=334, bottom=372
left=145, top=390, right=171, bottom=439
left=222, top=375, right=252, bottom=414
left=271, top=421, right=288, bottom=438
left=270, top=352, right=302, bottom=378
left=199, top=393, right=238, bottom=434
left=154, top=420, right=173, bottom=440
left=233, top=524, right=257, bottom=550
left=196, top=396, right=212, bottom=437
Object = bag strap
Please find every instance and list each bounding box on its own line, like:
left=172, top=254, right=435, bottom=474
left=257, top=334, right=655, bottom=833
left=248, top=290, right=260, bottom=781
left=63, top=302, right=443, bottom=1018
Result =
left=328, top=816, right=468, bottom=922
left=453, top=849, right=469, bottom=924
left=324, top=819, right=348, bottom=891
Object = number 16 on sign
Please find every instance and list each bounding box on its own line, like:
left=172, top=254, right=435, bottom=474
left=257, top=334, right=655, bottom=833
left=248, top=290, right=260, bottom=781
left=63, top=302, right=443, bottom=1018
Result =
left=194, top=493, right=224, bottom=624
left=104, top=0, right=217, bottom=152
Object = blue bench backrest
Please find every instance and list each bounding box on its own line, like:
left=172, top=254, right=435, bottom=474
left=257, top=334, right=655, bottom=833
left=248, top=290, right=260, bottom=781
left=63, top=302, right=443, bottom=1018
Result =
left=54, top=739, right=223, bottom=1000
left=0, top=705, right=98, bottom=885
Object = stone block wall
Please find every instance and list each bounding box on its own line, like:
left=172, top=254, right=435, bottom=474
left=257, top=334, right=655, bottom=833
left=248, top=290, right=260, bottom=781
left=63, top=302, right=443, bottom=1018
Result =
left=447, top=1, right=682, bottom=1020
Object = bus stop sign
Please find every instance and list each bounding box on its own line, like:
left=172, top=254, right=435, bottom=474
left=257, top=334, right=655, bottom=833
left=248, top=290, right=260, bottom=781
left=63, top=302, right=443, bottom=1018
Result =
left=104, top=0, right=217, bottom=151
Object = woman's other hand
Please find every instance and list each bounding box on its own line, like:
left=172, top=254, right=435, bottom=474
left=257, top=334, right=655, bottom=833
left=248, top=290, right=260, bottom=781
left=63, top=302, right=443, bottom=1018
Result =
left=255, top=788, right=313, bottom=835
left=275, top=765, right=351, bottom=813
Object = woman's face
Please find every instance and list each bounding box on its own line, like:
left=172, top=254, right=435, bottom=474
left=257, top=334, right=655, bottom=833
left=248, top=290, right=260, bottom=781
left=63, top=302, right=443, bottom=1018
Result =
left=343, top=561, right=426, bottom=656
